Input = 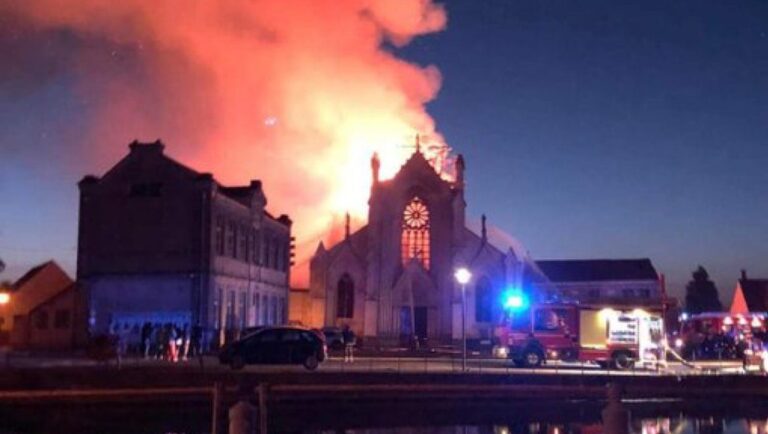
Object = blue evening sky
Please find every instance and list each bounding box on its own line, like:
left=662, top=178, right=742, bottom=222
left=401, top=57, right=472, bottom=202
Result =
left=1, top=1, right=767, bottom=304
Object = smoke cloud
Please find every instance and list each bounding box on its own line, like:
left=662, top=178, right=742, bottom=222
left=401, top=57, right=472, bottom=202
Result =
left=2, top=1, right=449, bottom=285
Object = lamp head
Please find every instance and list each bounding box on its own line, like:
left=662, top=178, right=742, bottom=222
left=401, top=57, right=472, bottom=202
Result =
left=454, top=268, right=472, bottom=285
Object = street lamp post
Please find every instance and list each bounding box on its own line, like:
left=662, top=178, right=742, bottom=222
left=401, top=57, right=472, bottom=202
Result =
left=454, top=267, right=472, bottom=372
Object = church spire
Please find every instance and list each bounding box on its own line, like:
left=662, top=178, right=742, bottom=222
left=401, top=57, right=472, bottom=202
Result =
left=481, top=214, right=487, bottom=242
left=455, top=154, right=465, bottom=188
left=415, top=134, right=421, bottom=154
left=371, top=152, right=380, bottom=184
left=344, top=212, right=351, bottom=240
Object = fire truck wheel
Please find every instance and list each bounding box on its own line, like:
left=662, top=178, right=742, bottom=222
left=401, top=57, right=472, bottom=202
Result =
left=522, top=348, right=544, bottom=367
left=612, top=352, right=634, bottom=370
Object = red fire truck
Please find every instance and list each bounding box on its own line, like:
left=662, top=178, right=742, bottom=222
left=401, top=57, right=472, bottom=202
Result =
left=674, top=312, right=767, bottom=361
left=493, top=302, right=665, bottom=369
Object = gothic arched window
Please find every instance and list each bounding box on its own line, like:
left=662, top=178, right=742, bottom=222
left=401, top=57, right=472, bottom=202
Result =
left=475, top=277, right=493, bottom=322
left=401, top=196, right=430, bottom=269
left=337, top=274, right=354, bottom=318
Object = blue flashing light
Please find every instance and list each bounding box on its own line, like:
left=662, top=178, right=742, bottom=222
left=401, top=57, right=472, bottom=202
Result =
left=502, top=288, right=528, bottom=312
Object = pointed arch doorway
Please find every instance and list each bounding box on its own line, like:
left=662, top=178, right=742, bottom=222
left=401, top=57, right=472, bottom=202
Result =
left=393, top=261, right=437, bottom=348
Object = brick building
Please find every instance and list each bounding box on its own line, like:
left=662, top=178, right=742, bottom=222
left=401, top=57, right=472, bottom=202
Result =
left=78, top=140, right=292, bottom=347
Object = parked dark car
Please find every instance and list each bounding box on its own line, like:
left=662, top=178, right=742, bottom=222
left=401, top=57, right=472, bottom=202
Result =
left=219, top=326, right=327, bottom=370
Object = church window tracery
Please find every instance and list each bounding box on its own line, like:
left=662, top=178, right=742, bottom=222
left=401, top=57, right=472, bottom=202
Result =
left=401, top=196, right=430, bottom=269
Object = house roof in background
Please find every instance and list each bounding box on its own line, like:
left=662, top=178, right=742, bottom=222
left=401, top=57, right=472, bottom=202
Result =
left=536, top=259, right=658, bottom=283
left=12, top=260, right=56, bottom=291
left=738, top=279, right=768, bottom=312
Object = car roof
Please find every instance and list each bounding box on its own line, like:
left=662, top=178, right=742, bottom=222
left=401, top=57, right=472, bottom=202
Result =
left=239, top=325, right=322, bottom=342
left=247, top=325, right=318, bottom=335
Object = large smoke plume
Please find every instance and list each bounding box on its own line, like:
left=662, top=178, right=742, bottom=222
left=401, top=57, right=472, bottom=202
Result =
left=3, top=1, right=449, bottom=285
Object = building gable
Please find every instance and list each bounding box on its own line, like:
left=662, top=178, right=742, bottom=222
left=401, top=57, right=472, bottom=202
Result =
left=734, top=279, right=768, bottom=313
left=388, top=150, right=454, bottom=198
left=94, top=140, right=201, bottom=189
left=10, top=261, right=74, bottom=316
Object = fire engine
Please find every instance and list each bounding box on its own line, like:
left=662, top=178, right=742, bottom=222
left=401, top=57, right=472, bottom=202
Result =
left=674, top=312, right=766, bottom=361
left=493, top=294, right=665, bottom=369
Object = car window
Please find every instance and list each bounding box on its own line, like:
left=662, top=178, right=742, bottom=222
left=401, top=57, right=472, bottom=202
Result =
left=257, top=330, right=280, bottom=342
left=282, top=330, right=301, bottom=342
left=301, top=331, right=317, bottom=342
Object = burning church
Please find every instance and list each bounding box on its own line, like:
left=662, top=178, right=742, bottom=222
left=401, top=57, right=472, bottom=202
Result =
left=306, top=141, right=540, bottom=347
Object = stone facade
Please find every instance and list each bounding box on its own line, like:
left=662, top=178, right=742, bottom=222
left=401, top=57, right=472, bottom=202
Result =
left=308, top=148, right=533, bottom=346
left=77, top=140, right=291, bottom=347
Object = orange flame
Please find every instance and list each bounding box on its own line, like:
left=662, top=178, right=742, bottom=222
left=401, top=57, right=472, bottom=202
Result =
left=5, top=0, right=449, bottom=286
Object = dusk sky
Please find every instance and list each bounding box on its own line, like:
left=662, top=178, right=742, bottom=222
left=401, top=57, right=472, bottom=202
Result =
left=1, top=0, right=767, bottom=303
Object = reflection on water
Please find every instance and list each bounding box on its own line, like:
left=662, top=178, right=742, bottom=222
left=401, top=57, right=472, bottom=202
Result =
left=1, top=400, right=767, bottom=434
left=299, top=417, right=768, bottom=434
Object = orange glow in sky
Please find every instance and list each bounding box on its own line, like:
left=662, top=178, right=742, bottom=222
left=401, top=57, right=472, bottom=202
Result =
left=4, top=0, right=451, bottom=285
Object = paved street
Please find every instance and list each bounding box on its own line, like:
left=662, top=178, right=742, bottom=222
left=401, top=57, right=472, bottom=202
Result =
left=0, top=351, right=746, bottom=376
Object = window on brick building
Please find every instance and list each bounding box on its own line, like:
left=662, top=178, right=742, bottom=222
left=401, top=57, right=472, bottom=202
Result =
left=271, top=296, right=278, bottom=325
left=226, top=290, right=235, bottom=328
left=239, top=292, right=247, bottom=329
left=54, top=310, right=70, bottom=329
left=254, top=230, right=262, bottom=265
left=277, top=242, right=284, bottom=271
left=238, top=227, right=247, bottom=261
left=273, top=240, right=279, bottom=269
left=252, top=293, right=260, bottom=325
left=215, top=218, right=225, bottom=255
left=36, top=311, right=49, bottom=330
left=262, top=295, right=269, bottom=325
left=226, top=223, right=236, bottom=257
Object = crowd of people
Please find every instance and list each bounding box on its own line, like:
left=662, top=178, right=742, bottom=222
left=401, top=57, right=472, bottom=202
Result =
left=110, top=322, right=204, bottom=363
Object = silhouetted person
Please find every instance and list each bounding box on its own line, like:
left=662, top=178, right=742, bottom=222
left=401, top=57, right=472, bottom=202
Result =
left=154, top=323, right=166, bottom=360
left=181, top=324, right=191, bottom=361
left=190, top=324, right=203, bottom=357
left=167, top=323, right=179, bottom=362
left=141, top=322, right=152, bottom=359
left=342, top=325, right=356, bottom=363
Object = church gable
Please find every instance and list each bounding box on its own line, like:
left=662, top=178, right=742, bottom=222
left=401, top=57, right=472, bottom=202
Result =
left=461, top=228, right=504, bottom=265
left=457, top=228, right=507, bottom=291
left=324, top=226, right=368, bottom=266
left=388, top=150, right=454, bottom=197
left=320, top=227, right=369, bottom=296
left=327, top=238, right=367, bottom=279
